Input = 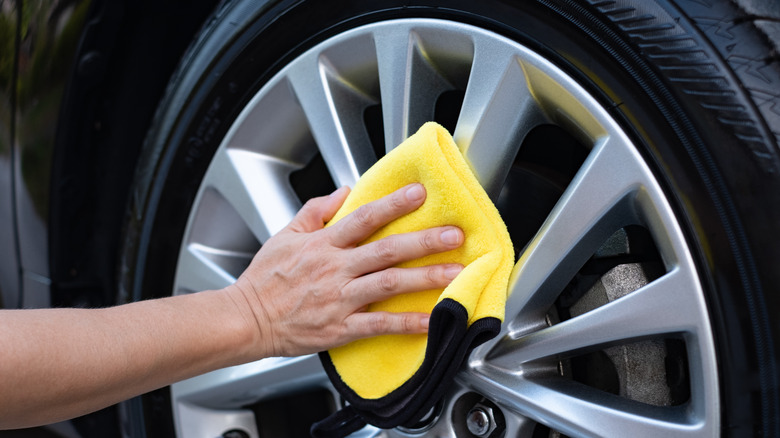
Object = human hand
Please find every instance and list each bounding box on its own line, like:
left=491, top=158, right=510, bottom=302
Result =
left=227, top=183, right=464, bottom=358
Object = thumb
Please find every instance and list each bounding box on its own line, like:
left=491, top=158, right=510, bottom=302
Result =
left=288, top=186, right=350, bottom=233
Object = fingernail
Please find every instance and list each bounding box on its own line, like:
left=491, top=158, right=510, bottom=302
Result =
left=440, top=228, right=462, bottom=246
left=444, top=265, right=463, bottom=280
left=420, top=317, right=430, bottom=330
left=330, top=186, right=348, bottom=197
left=405, top=184, right=424, bottom=202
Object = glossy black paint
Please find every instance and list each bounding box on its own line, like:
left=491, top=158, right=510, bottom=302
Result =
left=1, top=0, right=222, bottom=312
left=0, top=0, right=21, bottom=310
left=0, top=0, right=219, bottom=434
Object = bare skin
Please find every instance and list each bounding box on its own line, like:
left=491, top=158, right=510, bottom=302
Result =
left=0, top=183, right=464, bottom=429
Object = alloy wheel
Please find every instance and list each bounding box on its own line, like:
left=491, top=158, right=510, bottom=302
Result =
left=169, top=19, right=719, bottom=437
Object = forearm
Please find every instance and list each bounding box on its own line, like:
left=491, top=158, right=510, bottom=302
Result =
left=0, top=184, right=461, bottom=429
left=0, top=288, right=257, bottom=429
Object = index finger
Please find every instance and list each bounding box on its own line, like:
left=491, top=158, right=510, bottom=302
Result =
left=328, top=183, right=426, bottom=247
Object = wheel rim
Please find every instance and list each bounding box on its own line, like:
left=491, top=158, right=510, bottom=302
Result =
left=169, top=18, right=719, bottom=437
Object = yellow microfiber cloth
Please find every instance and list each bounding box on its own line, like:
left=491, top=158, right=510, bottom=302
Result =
left=312, top=122, right=514, bottom=437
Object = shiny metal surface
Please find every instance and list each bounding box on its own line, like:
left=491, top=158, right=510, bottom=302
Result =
left=0, top=0, right=91, bottom=309
left=0, top=0, right=20, bottom=309
left=171, top=19, right=719, bottom=437
left=466, top=406, right=493, bottom=436
left=0, top=1, right=95, bottom=435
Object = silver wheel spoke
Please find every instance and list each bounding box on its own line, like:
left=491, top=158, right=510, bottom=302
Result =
left=286, top=52, right=376, bottom=186
left=173, top=355, right=328, bottom=409
left=501, top=136, right=642, bottom=329
left=207, top=148, right=299, bottom=242
left=174, top=244, right=236, bottom=293
left=454, top=36, right=545, bottom=198
left=223, top=79, right=317, bottom=168
left=375, top=28, right=453, bottom=152
left=176, top=404, right=259, bottom=438
left=466, top=373, right=699, bottom=438
left=172, top=355, right=328, bottom=438
left=489, top=268, right=696, bottom=367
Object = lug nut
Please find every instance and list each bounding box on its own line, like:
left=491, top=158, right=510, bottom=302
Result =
left=222, top=429, right=250, bottom=438
left=466, top=406, right=493, bottom=436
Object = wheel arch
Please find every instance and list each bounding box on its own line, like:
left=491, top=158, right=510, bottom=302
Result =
left=48, top=0, right=222, bottom=308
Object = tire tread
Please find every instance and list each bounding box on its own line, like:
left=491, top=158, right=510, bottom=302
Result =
left=584, top=0, right=780, bottom=174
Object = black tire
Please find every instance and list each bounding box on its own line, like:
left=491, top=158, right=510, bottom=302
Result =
left=119, top=0, right=780, bottom=436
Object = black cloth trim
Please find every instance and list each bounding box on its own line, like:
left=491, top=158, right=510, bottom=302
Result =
left=311, top=298, right=500, bottom=437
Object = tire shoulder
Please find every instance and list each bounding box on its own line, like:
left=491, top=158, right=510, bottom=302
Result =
left=585, top=0, right=780, bottom=170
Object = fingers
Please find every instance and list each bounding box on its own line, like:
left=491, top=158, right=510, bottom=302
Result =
left=329, top=183, right=426, bottom=247
left=347, top=263, right=463, bottom=306
left=349, top=226, right=464, bottom=275
left=260, top=183, right=467, bottom=353
left=345, top=311, right=431, bottom=340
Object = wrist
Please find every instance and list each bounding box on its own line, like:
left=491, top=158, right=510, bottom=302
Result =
left=220, top=282, right=276, bottom=361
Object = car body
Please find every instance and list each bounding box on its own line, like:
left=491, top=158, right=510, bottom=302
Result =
left=1, top=0, right=218, bottom=435
left=1, top=0, right=221, bottom=310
